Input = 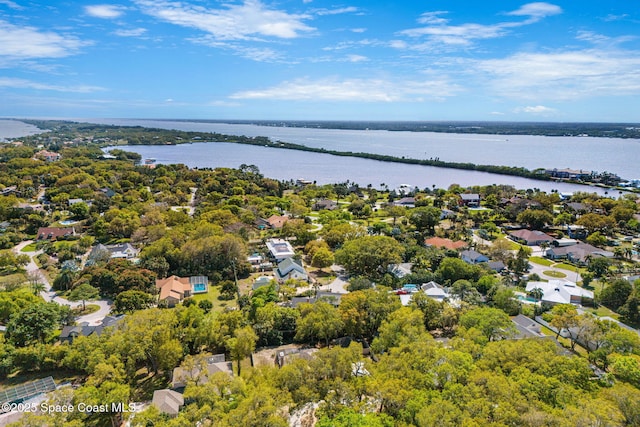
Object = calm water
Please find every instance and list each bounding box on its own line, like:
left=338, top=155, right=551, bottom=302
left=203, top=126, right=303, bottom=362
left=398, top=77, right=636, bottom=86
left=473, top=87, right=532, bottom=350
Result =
left=0, top=119, right=44, bottom=141
left=85, top=118, right=640, bottom=180
left=102, top=142, right=622, bottom=196
left=0, top=118, right=634, bottom=195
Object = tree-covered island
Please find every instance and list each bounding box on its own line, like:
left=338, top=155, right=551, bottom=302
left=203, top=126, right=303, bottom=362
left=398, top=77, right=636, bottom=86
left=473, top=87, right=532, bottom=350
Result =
left=0, top=121, right=638, bottom=426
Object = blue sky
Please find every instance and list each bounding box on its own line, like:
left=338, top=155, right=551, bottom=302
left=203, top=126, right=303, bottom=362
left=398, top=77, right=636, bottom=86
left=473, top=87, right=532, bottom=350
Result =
left=1, top=0, right=639, bottom=121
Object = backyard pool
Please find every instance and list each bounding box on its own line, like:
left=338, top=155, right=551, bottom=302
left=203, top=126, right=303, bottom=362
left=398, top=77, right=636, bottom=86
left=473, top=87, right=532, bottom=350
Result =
left=517, top=295, right=539, bottom=304
left=193, top=283, right=207, bottom=293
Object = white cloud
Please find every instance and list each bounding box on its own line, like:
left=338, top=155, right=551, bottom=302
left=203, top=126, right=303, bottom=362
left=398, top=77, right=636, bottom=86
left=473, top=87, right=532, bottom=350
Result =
left=134, top=0, right=314, bottom=40
left=229, top=76, right=460, bottom=102
left=476, top=49, right=640, bottom=100
left=0, top=0, right=22, bottom=9
left=314, top=7, right=359, bottom=16
left=417, top=11, right=449, bottom=25
left=398, top=2, right=562, bottom=48
left=0, top=77, right=105, bottom=93
left=84, top=4, right=126, bottom=19
left=346, top=54, right=368, bottom=62
left=113, top=28, right=147, bottom=37
left=189, top=36, right=282, bottom=61
left=351, top=28, right=366, bottom=33
left=0, top=20, right=89, bottom=59
left=515, top=105, right=556, bottom=114
left=506, top=2, right=562, bottom=20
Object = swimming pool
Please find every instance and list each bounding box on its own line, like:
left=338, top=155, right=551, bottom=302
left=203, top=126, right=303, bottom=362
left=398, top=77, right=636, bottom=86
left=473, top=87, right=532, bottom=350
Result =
left=517, top=295, right=538, bottom=303
left=193, top=283, right=207, bottom=293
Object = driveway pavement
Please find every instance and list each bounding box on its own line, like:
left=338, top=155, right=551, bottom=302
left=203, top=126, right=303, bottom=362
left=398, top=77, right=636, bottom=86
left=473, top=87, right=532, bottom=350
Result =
left=13, top=240, right=112, bottom=326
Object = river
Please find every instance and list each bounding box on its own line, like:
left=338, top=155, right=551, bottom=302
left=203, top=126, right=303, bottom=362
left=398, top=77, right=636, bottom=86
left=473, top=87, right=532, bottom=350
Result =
left=1, top=118, right=634, bottom=195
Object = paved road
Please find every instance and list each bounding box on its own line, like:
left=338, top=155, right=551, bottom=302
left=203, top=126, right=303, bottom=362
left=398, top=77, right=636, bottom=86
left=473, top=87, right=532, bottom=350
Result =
left=13, top=240, right=112, bottom=326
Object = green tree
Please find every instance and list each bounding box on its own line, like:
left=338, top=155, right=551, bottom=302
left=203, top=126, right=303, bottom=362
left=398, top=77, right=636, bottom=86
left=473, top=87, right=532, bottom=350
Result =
left=599, top=279, right=632, bottom=310
left=549, top=304, right=579, bottom=340
left=114, top=290, right=155, bottom=313
left=458, top=306, right=516, bottom=341
left=68, top=283, right=99, bottom=311
left=335, top=235, right=404, bottom=280
left=516, top=209, right=553, bottom=230
left=409, top=206, right=442, bottom=235
left=5, top=303, right=63, bottom=347
left=295, top=301, right=344, bottom=346
left=311, top=247, right=335, bottom=271
left=226, top=325, right=257, bottom=375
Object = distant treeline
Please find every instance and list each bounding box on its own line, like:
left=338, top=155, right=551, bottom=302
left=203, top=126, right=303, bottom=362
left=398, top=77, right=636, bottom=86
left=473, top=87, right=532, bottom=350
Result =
left=167, top=119, right=640, bottom=139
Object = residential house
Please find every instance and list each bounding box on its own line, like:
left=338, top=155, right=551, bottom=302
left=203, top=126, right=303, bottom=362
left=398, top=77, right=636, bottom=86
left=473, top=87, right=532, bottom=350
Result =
left=313, top=199, right=338, bottom=211
left=266, top=214, right=289, bottom=229
left=275, top=258, right=308, bottom=282
left=545, top=168, right=591, bottom=180
left=511, top=314, right=545, bottom=339
left=274, top=347, right=318, bottom=368
left=171, top=354, right=233, bottom=390
left=59, top=315, right=124, bottom=344
left=36, top=226, right=75, bottom=241
left=508, top=229, right=555, bottom=246
left=488, top=261, right=506, bottom=273
left=152, top=389, right=184, bottom=416
left=545, top=242, right=613, bottom=264
left=525, top=280, right=594, bottom=306
left=424, top=236, right=468, bottom=251
left=156, top=275, right=209, bottom=307
left=461, top=250, right=489, bottom=264
left=34, top=150, right=61, bottom=162
left=566, top=225, right=588, bottom=239
left=289, top=291, right=343, bottom=308
left=393, top=197, right=416, bottom=208
left=266, top=238, right=295, bottom=262
left=89, top=243, right=139, bottom=261
left=421, top=281, right=449, bottom=301
left=253, top=276, right=274, bottom=290
left=0, top=185, right=17, bottom=196
left=388, top=263, right=413, bottom=278
left=459, top=193, right=480, bottom=207
left=440, top=209, right=456, bottom=219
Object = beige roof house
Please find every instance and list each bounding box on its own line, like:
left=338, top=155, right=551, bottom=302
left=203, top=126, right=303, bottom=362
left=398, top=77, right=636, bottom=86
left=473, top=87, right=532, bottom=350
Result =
left=152, top=389, right=184, bottom=416
left=156, top=276, right=192, bottom=307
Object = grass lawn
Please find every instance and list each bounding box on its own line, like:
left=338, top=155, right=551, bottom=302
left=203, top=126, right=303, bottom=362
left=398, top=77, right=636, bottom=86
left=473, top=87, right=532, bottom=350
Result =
left=190, top=285, right=236, bottom=314
left=0, top=272, right=27, bottom=289
left=72, top=303, right=100, bottom=316
left=1, top=369, right=83, bottom=391
left=494, top=237, right=520, bottom=250
left=543, top=270, right=567, bottom=278
left=20, top=243, right=38, bottom=252
left=582, top=305, right=620, bottom=320
left=553, top=263, right=581, bottom=273
left=530, top=256, right=553, bottom=266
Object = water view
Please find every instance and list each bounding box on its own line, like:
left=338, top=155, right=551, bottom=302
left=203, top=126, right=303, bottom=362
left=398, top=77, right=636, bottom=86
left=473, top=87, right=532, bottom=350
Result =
left=86, top=118, right=640, bottom=181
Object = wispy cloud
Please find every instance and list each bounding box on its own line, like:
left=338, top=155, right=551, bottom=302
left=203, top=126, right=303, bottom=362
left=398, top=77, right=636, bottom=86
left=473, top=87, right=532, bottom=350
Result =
left=514, top=105, right=556, bottom=114
left=113, top=28, right=147, bottom=37
left=505, top=2, right=561, bottom=22
left=0, top=77, right=105, bottom=93
left=0, top=20, right=89, bottom=59
left=398, top=2, right=562, bottom=48
left=84, top=4, right=126, bottom=19
left=476, top=48, right=640, bottom=100
left=134, top=0, right=314, bottom=40
left=0, top=0, right=22, bottom=9
left=229, top=76, right=460, bottom=102
left=314, top=7, right=359, bottom=16
left=189, top=36, right=283, bottom=62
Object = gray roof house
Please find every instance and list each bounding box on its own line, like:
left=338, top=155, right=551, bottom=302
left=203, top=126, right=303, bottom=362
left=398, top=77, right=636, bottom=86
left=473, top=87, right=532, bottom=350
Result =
left=545, top=242, right=614, bottom=264
left=275, top=258, right=308, bottom=282
left=172, top=354, right=233, bottom=390
left=461, top=250, right=489, bottom=264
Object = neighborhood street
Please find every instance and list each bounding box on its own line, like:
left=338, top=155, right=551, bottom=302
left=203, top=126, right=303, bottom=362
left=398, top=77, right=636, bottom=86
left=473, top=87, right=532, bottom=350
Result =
left=13, top=240, right=112, bottom=326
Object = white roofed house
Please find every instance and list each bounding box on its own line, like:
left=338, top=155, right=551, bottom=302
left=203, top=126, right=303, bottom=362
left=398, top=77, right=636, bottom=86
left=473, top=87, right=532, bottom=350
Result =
left=525, top=280, right=594, bottom=306
left=266, top=238, right=296, bottom=262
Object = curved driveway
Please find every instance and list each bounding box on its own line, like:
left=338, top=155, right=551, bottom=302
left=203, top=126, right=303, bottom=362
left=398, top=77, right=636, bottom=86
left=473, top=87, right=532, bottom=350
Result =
left=13, top=240, right=112, bottom=326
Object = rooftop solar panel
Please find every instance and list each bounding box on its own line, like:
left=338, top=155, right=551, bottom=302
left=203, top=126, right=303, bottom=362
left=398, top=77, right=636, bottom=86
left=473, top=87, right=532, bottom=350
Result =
left=0, top=376, right=56, bottom=405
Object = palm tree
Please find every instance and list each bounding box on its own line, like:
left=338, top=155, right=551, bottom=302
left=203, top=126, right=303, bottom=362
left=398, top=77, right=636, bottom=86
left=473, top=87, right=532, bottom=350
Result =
left=539, top=241, right=550, bottom=257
